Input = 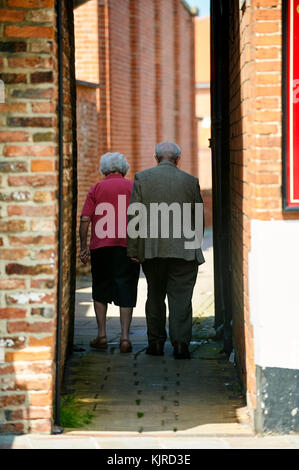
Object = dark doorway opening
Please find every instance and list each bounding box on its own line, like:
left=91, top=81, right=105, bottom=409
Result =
left=210, top=0, right=233, bottom=356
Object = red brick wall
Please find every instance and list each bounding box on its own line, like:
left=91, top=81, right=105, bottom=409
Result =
left=74, top=0, right=99, bottom=84
left=76, top=86, right=100, bottom=194
left=0, top=0, right=76, bottom=434
left=95, top=0, right=197, bottom=177
left=108, top=0, right=134, bottom=175
left=229, top=0, right=257, bottom=416
left=156, top=0, right=176, bottom=144
left=136, top=0, right=157, bottom=172
left=228, top=0, right=299, bottom=417
left=0, top=0, right=58, bottom=434
left=246, top=1, right=298, bottom=224
left=76, top=84, right=100, bottom=272
left=201, top=189, right=212, bottom=228
left=177, top=0, right=196, bottom=175
left=60, top=0, right=77, bottom=382
left=74, top=1, right=102, bottom=274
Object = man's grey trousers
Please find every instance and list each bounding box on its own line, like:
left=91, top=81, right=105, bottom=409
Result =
left=142, top=257, right=198, bottom=345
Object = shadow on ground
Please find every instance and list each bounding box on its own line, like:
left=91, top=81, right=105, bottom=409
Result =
left=62, top=315, right=247, bottom=434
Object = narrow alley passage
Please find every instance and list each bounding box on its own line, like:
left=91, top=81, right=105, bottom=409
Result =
left=62, top=231, right=250, bottom=437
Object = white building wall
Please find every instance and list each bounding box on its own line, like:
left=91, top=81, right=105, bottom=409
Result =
left=249, top=219, right=299, bottom=370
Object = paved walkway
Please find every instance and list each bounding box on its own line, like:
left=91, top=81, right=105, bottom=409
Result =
left=1, top=433, right=299, bottom=449
left=2, top=230, right=299, bottom=448
left=62, top=230, right=248, bottom=434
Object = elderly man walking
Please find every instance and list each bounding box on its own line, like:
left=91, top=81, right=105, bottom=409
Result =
left=127, top=142, right=205, bottom=359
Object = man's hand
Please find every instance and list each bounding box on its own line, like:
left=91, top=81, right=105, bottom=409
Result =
left=130, top=257, right=140, bottom=264
left=79, top=248, right=89, bottom=265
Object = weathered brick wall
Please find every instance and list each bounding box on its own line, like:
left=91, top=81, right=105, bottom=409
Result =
left=74, top=1, right=101, bottom=274
left=201, top=189, right=212, bottom=228
left=0, top=0, right=76, bottom=433
left=107, top=0, right=134, bottom=175
left=247, top=1, right=299, bottom=223
left=76, top=83, right=99, bottom=273
left=134, top=0, right=157, bottom=172
left=177, top=0, right=197, bottom=175
left=228, top=0, right=299, bottom=417
left=156, top=0, right=175, bottom=144
left=229, top=0, right=250, bottom=405
left=76, top=85, right=99, bottom=197
left=0, top=0, right=58, bottom=434
left=60, top=0, right=77, bottom=390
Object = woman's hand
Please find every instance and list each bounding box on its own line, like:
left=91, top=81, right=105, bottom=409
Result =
left=79, top=248, right=89, bottom=264
left=79, top=217, right=90, bottom=264
left=130, top=257, right=140, bottom=264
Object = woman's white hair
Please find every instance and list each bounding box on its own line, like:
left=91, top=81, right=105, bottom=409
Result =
left=99, top=152, right=130, bottom=176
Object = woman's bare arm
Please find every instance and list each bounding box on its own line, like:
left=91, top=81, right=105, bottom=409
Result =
left=79, top=216, right=91, bottom=264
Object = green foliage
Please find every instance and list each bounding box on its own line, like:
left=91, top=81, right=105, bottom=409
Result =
left=59, top=395, right=94, bottom=428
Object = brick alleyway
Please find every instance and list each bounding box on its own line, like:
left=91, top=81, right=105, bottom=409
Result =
left=61, top=230, right=251, bottom=437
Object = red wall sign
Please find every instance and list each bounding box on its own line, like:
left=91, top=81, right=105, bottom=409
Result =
left=284, top=0, right=299, bottom=209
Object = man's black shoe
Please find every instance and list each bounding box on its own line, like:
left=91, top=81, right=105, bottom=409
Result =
left=173, top=341, right=190, bottom=359
left=146, top=341, right=164, bottom=356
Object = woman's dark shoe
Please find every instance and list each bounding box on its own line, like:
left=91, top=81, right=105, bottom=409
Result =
left=146, top=341, right=164, bottom=356
left=120, top=338, right=132, bottom=353
left=173, top=341, right=190, bottom=359
left=90, top=336, right=108, bottom=350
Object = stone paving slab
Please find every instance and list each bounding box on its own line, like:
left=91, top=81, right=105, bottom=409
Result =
left=1, top=433, right=299, bottom=449
left=62, top=340, right=247, bottom=435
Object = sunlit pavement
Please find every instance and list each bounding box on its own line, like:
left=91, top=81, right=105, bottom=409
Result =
left=2, top=230, right=299, bottom=448
left=61, top=230, right=247, bottom=433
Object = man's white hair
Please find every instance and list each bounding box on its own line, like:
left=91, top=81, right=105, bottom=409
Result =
left=155, top=141, right=181, bottom=161
left=100, top=152, right=130, bottom=176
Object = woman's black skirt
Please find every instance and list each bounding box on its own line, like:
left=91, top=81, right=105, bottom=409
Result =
left=90, top=246, right=140, bottom=307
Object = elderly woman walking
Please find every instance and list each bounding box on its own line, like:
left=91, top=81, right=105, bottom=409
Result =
left=79, top=152, right=140, bottom=353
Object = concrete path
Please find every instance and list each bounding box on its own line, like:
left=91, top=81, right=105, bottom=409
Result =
left=61, top=229, right=249, bottom=434
left=2, top=229, right=299, bottom=448
left=1, top=433, right=299, bottom=449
